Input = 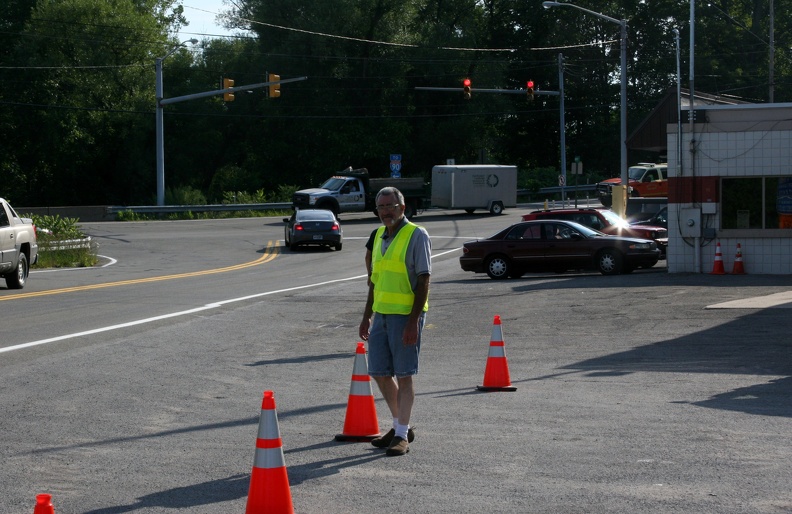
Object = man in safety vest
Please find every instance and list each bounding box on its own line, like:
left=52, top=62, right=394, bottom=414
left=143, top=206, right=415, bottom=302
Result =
left=359, top=187, right=431, bottom=456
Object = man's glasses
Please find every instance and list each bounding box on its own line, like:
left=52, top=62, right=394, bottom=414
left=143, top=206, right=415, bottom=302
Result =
left=376, top=204, right=400, bottom=212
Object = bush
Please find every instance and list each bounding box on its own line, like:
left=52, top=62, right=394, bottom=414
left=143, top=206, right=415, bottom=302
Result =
left=28, top=213, right=98, bottom=268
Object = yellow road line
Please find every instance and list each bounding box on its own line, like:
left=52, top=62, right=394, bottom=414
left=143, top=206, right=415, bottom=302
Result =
left=1, top=241, right=280, bottom=301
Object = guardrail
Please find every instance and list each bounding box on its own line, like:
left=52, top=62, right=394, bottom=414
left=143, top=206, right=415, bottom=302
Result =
left=536, top=184, right=597, bottom=195
left=105, top=203, right=293, bottom=215
left=39, top=236, right=93, bottom=251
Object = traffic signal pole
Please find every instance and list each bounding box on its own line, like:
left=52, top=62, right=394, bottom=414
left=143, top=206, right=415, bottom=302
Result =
left=159, top=76, right=306, bottom=106
left=155, top=75, right=306, bottom=206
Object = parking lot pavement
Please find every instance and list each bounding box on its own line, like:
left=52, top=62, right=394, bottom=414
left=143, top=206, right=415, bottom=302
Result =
left=272, top=272, right=792, bottom=513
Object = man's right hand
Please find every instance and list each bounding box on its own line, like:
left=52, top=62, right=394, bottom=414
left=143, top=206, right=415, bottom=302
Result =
left=359, top=318, right=371, bottom=341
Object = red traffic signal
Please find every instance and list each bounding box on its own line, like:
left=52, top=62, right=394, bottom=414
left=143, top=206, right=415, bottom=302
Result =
left=463, top=78, right=472, bottom=100
left=526, top=80, right=534, bottom=100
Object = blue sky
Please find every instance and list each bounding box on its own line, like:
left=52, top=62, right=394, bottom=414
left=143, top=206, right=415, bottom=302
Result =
left=178, top=1, right=248, bottom=40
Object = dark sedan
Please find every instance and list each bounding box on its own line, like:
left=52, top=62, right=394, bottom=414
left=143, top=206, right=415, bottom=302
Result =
left=283, top=209, right=343, bottom=251
left=460, top=219, right=660, bottom=279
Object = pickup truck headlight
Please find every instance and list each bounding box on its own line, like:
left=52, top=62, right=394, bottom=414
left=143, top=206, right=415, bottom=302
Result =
left=309, top=197, right=317, bottom=205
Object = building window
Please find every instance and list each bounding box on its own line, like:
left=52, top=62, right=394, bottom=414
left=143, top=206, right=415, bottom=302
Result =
left=722, top=176, right=792, bottom=229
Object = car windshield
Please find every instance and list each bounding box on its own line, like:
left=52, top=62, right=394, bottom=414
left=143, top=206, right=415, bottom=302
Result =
left=628, top=167, right=648, bottom=181
left=319, top=177, right=347, bottom=191
left=564, top=221, right=601, bottom=237
left=599, top=209, right=631, bottom=229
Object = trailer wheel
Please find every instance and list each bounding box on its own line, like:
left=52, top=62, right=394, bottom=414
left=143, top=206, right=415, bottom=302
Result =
left=489, top=201, right=504, bottom=215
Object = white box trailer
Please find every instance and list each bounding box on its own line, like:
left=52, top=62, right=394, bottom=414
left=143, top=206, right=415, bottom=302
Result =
left=431, top=165, right=518, bottom=215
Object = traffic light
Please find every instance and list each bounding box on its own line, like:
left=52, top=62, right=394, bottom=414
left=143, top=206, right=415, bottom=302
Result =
left=268, top=73, right=281, bottom=98
left=526, top=80, right=534, bottom=100
left=462, top=78, right=471, bottom=100
left=223, top=78, right=235, bottom=102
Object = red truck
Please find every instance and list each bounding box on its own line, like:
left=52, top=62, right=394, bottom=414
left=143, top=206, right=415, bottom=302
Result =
left=596, top=163, right=668, bottom=207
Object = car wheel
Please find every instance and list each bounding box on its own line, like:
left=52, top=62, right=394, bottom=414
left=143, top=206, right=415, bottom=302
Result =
left=485, top=255, right=511, bottom=280
left=490, top=202, right=504, bottom=215
left=284, top=229, right=290, bottom=248
left=596, top=249, right=623, bottom=275
left=335, top=242, right=343, bottom=251
left=6, top=253, right=28, bottom=289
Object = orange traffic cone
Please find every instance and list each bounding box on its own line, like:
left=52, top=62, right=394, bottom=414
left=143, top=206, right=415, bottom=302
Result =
left=33, top=494, right=54, bottom=514
left=731, top=243, right=746, bottom=274
left=710, top=242, right=726, bottom=275
left=246, top=390, right=294, bottom=514
left=477, top=315, right=517, bottom=392
left=335, top=342, right=381, bottom=442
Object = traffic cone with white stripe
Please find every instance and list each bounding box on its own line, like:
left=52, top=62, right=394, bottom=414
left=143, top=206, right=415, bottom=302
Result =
left=246, top=390, right=294, bottom=514
left=477, top=315, right=517, bottom=392
left=335, top=342, right=381, bottom=442
left=710, top=242, right=726, bottom=275
left=32, top=494, right=55, bottom=514
left=731, top=243, right=746, bottom=274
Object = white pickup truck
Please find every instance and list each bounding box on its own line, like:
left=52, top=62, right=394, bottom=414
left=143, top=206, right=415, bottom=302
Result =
left=0, top=198, right=38, bottom=289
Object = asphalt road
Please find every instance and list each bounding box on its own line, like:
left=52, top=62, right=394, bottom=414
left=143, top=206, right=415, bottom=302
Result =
left=1, top=209, right=791, bottom=513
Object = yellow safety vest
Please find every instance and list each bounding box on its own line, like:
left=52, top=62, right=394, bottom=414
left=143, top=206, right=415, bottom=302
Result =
left=371, top=222, right=429, bottom=315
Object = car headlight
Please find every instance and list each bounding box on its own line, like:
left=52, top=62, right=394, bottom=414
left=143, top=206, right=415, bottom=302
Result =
left=309, top=197, right=317, bottom=205
left=629, top=243, right=652, bottom=250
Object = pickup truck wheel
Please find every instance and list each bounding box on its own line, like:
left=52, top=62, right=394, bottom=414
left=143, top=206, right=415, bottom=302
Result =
left=403, top=202, right=416, bottom=219
left=6, top=252, right=28, bottom=289
left=485, top=254, right=511, bottom=280
left=317, top=202, right=339, bottom=217
left=489, top=202, right=504, bottom=215
left=595, top=249, right=622, bottom=276
left=599, top=195, right=613, bottom=207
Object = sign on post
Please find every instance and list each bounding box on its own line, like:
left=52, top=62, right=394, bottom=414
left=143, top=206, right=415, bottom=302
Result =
left=390, top=154, right=402, bottom=178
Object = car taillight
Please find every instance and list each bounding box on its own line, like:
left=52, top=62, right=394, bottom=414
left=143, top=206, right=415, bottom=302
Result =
left=462, top=246, right=469, bottom=254
left=294, top=223, right=304, bottom=231
left=332, top=223, right=339, bottom=231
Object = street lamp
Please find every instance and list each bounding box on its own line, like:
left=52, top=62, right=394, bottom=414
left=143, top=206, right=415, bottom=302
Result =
left=155, top=39, right=198, bottom=207
left=542, top=1, right=628, bottom=191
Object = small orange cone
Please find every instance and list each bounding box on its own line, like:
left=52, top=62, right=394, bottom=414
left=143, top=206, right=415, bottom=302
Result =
left=33, top=494, right=54, bottom=514
left=246, top=390, right=294, bottom=514
left=477, top=315, right=517, bottom=392
left=731, top=243, right=746, bottom=274
left=335, top=342, right=381, bottom=442
left=710, top=242, right=726, bottom=275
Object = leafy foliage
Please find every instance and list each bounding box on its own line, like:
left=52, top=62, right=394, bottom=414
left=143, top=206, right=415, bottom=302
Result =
left=2, top=0, right=789, bottom=207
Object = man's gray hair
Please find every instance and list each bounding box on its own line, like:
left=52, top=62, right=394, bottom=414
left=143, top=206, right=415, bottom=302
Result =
left=376, top=187, right=405, bottom=205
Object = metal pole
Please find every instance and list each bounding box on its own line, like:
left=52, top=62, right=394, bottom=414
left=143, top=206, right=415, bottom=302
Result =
left=559, top=53, right=567, bottom=205
left=154, top=40, right=197, bottom=207
left=155, top=57, right=165, bottom=207
left=769, top=0, right=775, bottom=102
left=619, top=20, right=628, bottom=188
left=542, top=2, right=628, bottom=188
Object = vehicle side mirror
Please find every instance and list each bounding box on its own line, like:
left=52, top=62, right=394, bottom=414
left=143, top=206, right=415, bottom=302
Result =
left=569, top=233, right=583, bottom=240
left=283, top=218, right=290, bottom=223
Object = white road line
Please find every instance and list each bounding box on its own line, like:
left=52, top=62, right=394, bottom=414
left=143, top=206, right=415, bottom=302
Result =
left=1, top=248, right=460, bottom=354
